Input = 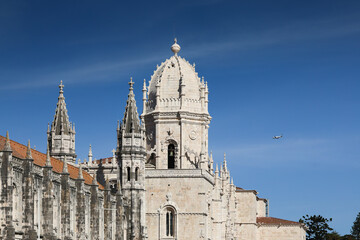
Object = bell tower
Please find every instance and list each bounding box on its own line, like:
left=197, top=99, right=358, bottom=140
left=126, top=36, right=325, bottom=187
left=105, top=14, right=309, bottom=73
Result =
left=141, top=39, right=211, bottom=170
left=117, top=78, right=147, bottom=239
left=47, top=81, right=76, bottom=164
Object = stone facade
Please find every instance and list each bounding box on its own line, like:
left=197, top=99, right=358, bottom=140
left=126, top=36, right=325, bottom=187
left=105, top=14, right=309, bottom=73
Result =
left=0, top=40, right=306, bottom=240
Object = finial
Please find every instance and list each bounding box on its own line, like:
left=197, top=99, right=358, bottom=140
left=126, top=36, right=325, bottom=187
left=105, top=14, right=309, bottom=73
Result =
left=171, top=38, right=181, bottom=56
left=26, top=140, right=32, bottom=159
left=143, top=79, right=146, bottom=89
left=129, top=77, right=134, bottom=91
left=105, top=177, right=110, bottom=189
left=92, top=172, right=97, bottom=185
left=4, top=131, right=11, bottom=151
left=59, top=80, right=64, bottom=94
left=45, top=146, right=51, bottom=167
left=117, top=180, right=122, bottom=194
left=78, top=163, right=84, bottom=179
left=62, top=160, right=68, bottom=173
left=47, top=122, right=50, bottom=133
left=223, top=152, right=227, bottom=172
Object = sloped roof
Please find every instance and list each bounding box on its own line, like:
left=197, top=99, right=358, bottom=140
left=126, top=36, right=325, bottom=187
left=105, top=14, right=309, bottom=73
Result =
left=257, top=217, right=302, bottom=226
left=0, top=135, right=103, bottom=189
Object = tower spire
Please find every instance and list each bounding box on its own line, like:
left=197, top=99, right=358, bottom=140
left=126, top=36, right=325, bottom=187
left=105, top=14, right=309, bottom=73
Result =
left=121, top=78, right=141, bottom=133
left=48, top=80, right=76, bottom=163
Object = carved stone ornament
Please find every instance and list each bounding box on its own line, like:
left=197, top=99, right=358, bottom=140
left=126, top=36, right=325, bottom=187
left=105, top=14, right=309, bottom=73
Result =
left=167, top=128, right=173, bottom=136
left=189, top=130, right=197, bottom=140
left=147, top=132, right=153, bottom=141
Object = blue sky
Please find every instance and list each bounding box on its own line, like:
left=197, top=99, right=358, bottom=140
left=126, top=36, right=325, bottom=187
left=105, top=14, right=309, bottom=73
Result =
left=1, top=0, right=360, bottom=235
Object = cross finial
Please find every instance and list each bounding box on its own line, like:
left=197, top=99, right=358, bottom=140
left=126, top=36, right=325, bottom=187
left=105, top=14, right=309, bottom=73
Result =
left=59, top=80, right=64, bottom=94
left=129, top=77, right=134, bottom=91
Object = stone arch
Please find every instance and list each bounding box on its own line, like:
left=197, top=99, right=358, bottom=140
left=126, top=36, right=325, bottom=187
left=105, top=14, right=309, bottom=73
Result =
left=165, top=139, right=179, bottom=169
left=158, top=204, right=178, bottom=239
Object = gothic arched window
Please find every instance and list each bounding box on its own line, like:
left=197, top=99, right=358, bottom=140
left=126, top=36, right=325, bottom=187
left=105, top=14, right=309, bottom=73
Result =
left=135, top=167, right=139, bottom=181
left=127, top=167, right=131, bottom=181
left=168, top=144, right=175, bottom=169
left=166, top=208, right=175, bottom=237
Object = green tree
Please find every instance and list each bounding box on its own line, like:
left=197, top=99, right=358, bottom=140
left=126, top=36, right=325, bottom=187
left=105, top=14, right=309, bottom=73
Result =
left=327, top=231, right=341, bottom=240
left=351, top=212, right=360, bottom=240
left=300, top=214, right=333, bottom=240
left=342, top=235, right=356, bottom=240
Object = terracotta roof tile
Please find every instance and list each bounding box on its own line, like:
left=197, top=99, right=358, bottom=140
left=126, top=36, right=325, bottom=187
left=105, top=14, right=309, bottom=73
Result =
left=257, top=217, right=302, bottom=226
left=0, top=135, right=103, bottom=189
left=95, top=157, right=113, bottom=164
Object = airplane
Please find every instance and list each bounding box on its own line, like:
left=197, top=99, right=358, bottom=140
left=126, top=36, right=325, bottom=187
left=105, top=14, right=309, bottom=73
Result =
left=273, top=134, right=283, bottom=139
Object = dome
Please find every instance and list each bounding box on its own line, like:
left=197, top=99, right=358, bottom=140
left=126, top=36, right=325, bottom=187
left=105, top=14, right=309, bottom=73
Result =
left=147, top=40, right=205, bottom=112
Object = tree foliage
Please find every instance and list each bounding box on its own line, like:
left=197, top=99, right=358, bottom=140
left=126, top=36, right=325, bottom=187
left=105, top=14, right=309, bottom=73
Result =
left=300, top=214, right=333, bottom=240
left=351, top=212, right=360, bottom=240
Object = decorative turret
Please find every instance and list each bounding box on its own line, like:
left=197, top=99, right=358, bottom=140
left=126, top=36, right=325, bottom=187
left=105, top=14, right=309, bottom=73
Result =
left=88, top=144, right=93, bottom=163
left=142, top=79, right=147, bottom=116
left=117, top=78, right=147, bottom=239
left=48, top=80, right=76, bottom=164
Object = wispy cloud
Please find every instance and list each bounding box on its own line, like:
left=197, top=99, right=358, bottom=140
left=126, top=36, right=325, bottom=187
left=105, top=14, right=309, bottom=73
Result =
left=186, top=17, right=360, bottom=57
left=1, top=16, right=359, bottom=91
left=213, top=137, right=360, bottom=168
left=0, top=55, right=163, bottom=91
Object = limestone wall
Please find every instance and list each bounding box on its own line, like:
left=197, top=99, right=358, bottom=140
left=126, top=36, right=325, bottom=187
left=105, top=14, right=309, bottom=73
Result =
left=145, top=169, right=213, bottom=240
left=257, top=225, right=306, bottom=240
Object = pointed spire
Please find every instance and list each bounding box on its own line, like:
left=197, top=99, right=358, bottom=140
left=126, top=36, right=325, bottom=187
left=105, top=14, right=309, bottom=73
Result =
left=45, top=146, right=52, bottom=167
left=223, top=152, right=228, bottom=172
left=62, top=160, right=68, bottom=174
left=142, top=79, right=147, bottom=91
left=78, top=162, right=84, bottom=179
left=122, top=78, right=141, bottom=133
left=210, top=151, right=214, bottom=172
left=92, top=172, right=97, bottom=185
left=105, top=177, right=110, bottom=190
left=116, top=180, right=122, bottom=195
left=47, top=122, right=50, bottom=134
left=26, top=140, right=32, bottom=159
left=51, top=80, right=72, bottom=135
left=88, top=144, right=93, bottom=163
left=4, top=131, right=11, bottom=151
left=215, top=164, right=219, bottom=178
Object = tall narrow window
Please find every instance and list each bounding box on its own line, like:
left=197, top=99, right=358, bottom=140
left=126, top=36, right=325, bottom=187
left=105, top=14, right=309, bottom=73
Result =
left=168, top=144, right=175, bottom=169
left=135, top=167, right=139, bottom=181
left=166, top=209, right=174, bottom=237
left=127, top=167, right=131, bottom=181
